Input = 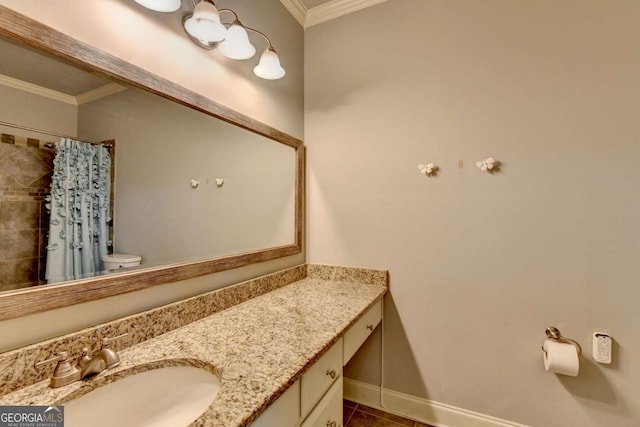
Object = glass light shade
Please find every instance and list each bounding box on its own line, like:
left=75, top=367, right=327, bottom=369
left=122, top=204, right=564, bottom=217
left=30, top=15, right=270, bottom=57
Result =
left=219, top=24, right=256, bottom=60
left=134, top=0, right=181, bottom=12
left=183, top=1, right=227, bottom=42
left=192, top=0, right=220, bottom=21
left=253, top=48, right=285, bottom=80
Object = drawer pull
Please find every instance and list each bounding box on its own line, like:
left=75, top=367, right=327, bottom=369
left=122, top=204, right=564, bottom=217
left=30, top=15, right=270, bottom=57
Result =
left=325, top=369, right=337, bottom=379
left=366, top=324, right=375, bottom=331
left=326, top=421, right=337, bottom=427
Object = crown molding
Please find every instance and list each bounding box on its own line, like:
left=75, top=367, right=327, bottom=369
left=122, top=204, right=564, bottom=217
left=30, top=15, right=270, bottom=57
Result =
left=279, top=0, right=387, bottom=28
left=76, top=82, right=127, bottom=105
left=0, top=73, right=77, bottom=105
left=279, top=0, right=307, bottom=26
left=305, top=0, right=388, bottom=28
left=0, top=74, right=128, bottom=106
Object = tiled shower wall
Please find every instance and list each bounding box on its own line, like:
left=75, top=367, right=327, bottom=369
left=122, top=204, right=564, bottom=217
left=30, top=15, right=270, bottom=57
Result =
left=0, top=134, right=53, bottom=291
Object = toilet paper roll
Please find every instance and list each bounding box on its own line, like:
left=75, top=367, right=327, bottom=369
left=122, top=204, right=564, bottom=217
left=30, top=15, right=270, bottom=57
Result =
left=543, top=339, right=579, bottom=376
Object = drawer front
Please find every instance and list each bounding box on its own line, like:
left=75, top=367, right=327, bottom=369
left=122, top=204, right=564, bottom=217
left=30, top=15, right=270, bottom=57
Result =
left=251, top=380, right=300, bottom=427
left=301, top=338, right=343, bottom=418
left=343, top=299, right=382, bottom=365
left=301, top=378, right=343, bottom=427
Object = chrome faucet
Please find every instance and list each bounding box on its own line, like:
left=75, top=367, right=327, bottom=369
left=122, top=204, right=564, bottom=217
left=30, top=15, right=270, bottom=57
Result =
left=35, top=333, right=128, bottom=387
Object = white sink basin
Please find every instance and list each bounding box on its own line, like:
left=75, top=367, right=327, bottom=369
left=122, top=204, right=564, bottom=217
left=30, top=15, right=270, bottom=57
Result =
left=64, top=366, right=220, bottom=427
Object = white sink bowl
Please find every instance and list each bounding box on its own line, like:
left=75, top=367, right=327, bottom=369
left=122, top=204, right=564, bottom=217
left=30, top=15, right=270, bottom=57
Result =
left=64, top=366, right=220, bottom=427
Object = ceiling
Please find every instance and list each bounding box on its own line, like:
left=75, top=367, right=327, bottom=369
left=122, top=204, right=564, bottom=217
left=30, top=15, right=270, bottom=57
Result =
left=280, top=0, right=388, bottom=28
left=0, top=38, right=126, bottom=106
left=0, top=38, right=109, bottom=96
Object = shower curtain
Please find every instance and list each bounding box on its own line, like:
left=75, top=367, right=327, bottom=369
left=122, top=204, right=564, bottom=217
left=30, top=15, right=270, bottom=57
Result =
left=45, top=138, right=111, bottom=283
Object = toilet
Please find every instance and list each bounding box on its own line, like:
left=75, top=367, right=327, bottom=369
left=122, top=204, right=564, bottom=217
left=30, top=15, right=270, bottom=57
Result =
left=102, top=254, right=142, bottom=271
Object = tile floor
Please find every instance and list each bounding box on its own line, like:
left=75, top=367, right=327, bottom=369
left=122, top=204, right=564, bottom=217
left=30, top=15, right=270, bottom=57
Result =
left=343, top=400, right=434, bottom=427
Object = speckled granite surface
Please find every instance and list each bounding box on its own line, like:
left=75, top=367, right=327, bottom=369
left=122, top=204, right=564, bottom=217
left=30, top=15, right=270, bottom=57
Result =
left=308, top=264, right=388, bottom=286
left=0, top=265, right=307, bottom=397
left=0, top=265, right=387, bottom=426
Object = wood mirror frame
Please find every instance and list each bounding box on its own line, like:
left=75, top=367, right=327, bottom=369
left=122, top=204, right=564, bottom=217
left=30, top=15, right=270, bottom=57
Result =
left=0, top=6, right=304, bottom=321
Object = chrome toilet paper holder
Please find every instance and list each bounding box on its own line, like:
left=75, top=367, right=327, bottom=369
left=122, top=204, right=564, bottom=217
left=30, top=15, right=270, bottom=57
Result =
left=541, top=327, right=582, bottom=356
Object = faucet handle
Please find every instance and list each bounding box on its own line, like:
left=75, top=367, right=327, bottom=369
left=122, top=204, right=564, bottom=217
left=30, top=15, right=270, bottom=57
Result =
left=99, top=333, right=128, bottom=369
left=100, top=333, right=128, bottom=348
left=35, top=351, right=81, bottom=387
left=35, top=351, right=68, bottom=369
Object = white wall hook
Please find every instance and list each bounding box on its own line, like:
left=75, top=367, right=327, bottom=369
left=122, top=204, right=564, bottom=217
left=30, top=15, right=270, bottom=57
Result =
left=475, top=157, right=500, bottom=173
left=190, top=179, right=200, bottom=189
left=215, top=178, right=225, bottom=187
left=418, top=163, right=438, bottom=176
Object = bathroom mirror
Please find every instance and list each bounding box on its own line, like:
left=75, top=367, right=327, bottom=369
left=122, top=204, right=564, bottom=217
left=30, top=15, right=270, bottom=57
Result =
left=0, top=6, right=303, bottom=320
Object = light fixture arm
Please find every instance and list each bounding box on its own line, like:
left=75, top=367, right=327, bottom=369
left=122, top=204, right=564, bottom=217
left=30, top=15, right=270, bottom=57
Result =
left=217, top=8, right=239, bottom=22
left=245, top=27, right=274, bottom=50
left=217, top=9, right=274, bottom=50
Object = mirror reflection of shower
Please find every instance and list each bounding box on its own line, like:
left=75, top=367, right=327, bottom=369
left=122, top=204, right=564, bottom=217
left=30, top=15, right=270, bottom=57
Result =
left=45, top=137, right=113, bottom=283
left=0, top=120, right=125, bottom=288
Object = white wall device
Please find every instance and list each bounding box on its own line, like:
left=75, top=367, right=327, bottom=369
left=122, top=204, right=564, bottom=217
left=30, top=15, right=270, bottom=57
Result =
left=592, top=332, right=612, bottom=364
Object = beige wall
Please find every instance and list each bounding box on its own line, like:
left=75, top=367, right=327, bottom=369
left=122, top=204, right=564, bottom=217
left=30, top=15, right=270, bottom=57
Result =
left=0, top=85, right=77, bottom=138
left=305, top=1, right=640, bottom=426
left=79, top=87, right=295, bottom=267
left=0, top=0, right=304, bottom=352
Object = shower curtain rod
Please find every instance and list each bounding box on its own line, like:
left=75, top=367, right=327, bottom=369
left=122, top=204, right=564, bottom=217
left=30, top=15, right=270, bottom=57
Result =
left=0, top=120, right=110, bottom=148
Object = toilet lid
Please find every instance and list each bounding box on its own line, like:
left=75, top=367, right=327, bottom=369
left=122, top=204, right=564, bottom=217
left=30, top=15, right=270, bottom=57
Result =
left=102, top=254, right=142, bottom=263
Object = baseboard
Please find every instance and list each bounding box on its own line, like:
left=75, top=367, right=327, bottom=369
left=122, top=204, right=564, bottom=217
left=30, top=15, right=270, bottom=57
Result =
left=343, top=378, right=530, bottom=427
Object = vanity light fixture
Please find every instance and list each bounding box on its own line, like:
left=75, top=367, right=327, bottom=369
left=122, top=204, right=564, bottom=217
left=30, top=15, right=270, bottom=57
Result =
left=218, top=21, right=256, bottom=60
left=134, top=0, right=286, bottom=80
left=253, top=47, right=286, bottom=80
left=134, top=0, right=181, bottom=12
left=183, top=0, right=227, bottom=43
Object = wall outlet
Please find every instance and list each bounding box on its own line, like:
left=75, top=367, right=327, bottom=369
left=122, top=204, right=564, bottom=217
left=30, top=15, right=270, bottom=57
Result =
left=592, top=332, right=612, bottom=364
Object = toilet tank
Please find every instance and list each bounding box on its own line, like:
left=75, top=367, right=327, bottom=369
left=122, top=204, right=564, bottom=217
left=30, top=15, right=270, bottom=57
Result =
left=102, top=254, right=142, bottom=270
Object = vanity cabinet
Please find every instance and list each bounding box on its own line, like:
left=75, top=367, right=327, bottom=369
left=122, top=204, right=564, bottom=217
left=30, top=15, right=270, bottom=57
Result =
left=250, top=380, right=301, bottom=427
left=301, top=338, right=343, bottom=418
left=300, top=379, right=343, bottom=427
left=343, top=300, right=382, bottom=365
left=251, top=300, right=382, bottom=427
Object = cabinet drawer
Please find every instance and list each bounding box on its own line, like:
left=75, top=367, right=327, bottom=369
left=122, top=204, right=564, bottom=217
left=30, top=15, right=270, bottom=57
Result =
left=343, top=299, right=382, bottom=365
left=251, top=380, right=300, bottom=427
left=301, top=338, right=342, bottom=418
left=301, top=378, right=343, bottom=427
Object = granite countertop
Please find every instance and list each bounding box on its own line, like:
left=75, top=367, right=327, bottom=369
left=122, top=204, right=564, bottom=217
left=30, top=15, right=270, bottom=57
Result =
left=0, top=277, right=386, bottom=426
